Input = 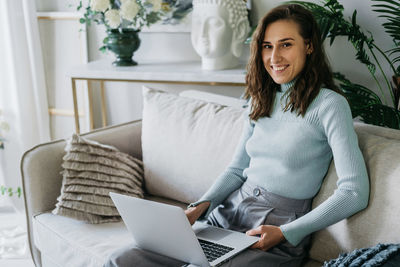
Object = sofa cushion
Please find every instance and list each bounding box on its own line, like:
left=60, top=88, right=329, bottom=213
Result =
left=141, top=87, right=246, bottom=204
left=309, top=124, right=400, bottom=262
left=34, top=196, right=187, bottom=267
left=53, top=133, right=144, bottom=223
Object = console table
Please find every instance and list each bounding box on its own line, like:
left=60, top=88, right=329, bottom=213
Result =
left=67, top=60, right=247, bottom=133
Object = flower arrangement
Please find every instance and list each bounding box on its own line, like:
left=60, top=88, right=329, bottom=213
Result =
left=78, top=0, right=192, bottom=31
left=78, top=0, right=165, bottom=30
left=77, top=0, right=192, bottom=52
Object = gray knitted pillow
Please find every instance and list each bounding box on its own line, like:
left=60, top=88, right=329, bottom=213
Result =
left=52, top=134, right=144, bottom=223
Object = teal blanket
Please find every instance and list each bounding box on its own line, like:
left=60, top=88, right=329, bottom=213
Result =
left=324, top=243, right=400, bottom=267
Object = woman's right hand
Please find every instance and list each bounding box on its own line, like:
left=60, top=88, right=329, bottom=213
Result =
left=185, top=201, right=210, bottom=225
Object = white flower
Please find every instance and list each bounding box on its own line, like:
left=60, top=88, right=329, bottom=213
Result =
left=105, top=9, right=121, bottom=28
left=147, top=0, right=162, bottom=11
left=120, top=0, right=140, bottom=21
left=0, top=121, right=9, bottom=132
left=90, top=0, right=110, bottom=12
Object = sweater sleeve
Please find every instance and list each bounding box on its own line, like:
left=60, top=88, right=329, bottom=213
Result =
left=280, top=93, right=370, bottom=246
left=189, top=113, right=254, bottom=218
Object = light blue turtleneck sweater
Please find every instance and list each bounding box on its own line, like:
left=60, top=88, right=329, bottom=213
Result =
left=193, top=80, right=369, bottom=246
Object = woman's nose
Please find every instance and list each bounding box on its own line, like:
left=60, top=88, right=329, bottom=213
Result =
left=271, top=48, right=281, bottom=63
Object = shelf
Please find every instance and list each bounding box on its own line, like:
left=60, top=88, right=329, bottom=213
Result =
left=67, top=60, right=247, bottom=85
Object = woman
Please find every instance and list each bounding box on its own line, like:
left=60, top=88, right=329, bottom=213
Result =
left=185, top=3, right=369, bottom=267
left=105, top=4, right=369, bottom=267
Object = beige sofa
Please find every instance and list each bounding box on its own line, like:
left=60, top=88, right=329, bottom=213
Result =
left=21, top=89, right=400, bottom=267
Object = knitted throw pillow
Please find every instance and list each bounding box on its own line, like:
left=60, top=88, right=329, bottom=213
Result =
left=52, top=133, right=144, bottom=223
left=323, top=243, right=400, bottom=267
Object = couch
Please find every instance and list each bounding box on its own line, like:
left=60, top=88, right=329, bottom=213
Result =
left=21, top=88, right=400, bottom=267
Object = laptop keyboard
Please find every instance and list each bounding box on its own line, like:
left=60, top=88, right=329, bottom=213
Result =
left=198, top=239, right=234, bottom=262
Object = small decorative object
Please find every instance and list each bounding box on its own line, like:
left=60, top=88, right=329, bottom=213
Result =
left=191, top=0, right=250, bottom=70
left=0, top=109, right=21, bottom=198
left=105, top=28, right=141, bottom=66
left=77, top=0, right=192, bottom=66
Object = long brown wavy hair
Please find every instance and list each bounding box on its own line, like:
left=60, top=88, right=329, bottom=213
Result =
left=245, top=4, right=341, bottom=120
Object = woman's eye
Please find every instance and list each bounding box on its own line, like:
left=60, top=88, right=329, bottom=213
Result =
left=282, top=43, right=292, bottom=48
left=263, top=44, right=272, bottom=49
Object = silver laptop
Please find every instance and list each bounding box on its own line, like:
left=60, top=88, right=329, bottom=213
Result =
left=110, top=192, right=259, bottom=267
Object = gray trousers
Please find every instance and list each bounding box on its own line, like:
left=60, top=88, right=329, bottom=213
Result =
left=104, top=181, right=312, bottom=267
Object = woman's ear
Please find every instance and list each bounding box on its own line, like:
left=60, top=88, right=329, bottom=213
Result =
left=306, top=41, right=313, bottom=55
left=232, top=18, right=250, bottom=58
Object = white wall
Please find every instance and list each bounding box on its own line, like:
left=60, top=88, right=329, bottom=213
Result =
left=36, top=0, right=396, bottom=131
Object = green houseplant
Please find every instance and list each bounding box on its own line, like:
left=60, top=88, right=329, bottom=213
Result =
left=77, top=0, right=192, bottom=66
left=289, top=0, right=400, bottom=129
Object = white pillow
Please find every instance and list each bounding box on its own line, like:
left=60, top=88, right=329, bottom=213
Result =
left=142, top=87, right=246, bottom=204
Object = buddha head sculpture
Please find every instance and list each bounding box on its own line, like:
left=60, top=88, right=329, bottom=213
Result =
left=191, top=0, right=250, bottom=70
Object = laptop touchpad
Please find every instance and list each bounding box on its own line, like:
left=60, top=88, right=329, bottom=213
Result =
left=197, top=227, right=232, bottom=241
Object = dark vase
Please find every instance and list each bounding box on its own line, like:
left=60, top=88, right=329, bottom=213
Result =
left=106, top=28, right=141, bottom=66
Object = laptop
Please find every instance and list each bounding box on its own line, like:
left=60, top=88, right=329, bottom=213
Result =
left=110, top=192, right=259, bottom=267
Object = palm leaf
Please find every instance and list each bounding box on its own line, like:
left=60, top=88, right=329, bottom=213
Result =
left=372, top=0, right=400, bottom=42
left=358, top=104, right=400, bottom=129
left=288, top=1, right=343, bottom=42
left=372, top=0, right=400, bottom=76
left=334, top=72, right=382, bottom=118
left=334, top=72, right=400, bottom=128
left=290, top=0, right=377, bottom=73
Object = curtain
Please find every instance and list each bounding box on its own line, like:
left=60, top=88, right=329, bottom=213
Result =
left=0, top=0, right=50, bottom=211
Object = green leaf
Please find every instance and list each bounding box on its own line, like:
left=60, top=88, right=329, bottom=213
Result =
left=17, top=187, right=22, bottom=198
left=79, top=18, right=86, bottom=24
left=77, top=1, right=82, bottom=11
left=372, top=0, right=400, bottom=8
left=99, top=46, right=107, bottom=53
left=146, top=12, right=161, bottom=25
left=8, top=187, right=13, bottom=197
left=372, top=0, right=400, bottom=43
left=352, top=10, right=357, bottom=27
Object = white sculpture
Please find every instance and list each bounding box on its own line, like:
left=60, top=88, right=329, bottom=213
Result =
left=191, top=0, right=250, bottom=70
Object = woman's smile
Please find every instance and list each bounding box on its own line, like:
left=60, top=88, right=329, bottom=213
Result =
left=271, top=64, right=289, bottom=72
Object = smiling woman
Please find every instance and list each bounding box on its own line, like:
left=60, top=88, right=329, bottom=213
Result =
left=261, top=20, right=311, bottom=85
left=105, top=4, right=370, bottom=267
left=245, top=4, right=340, bottom=119
left=185, top=4, right=369, bottom=267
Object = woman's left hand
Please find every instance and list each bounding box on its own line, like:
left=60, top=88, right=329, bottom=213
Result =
left=246, top=225, right=286, bottom=251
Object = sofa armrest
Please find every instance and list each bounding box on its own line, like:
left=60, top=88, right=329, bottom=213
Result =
left=20, top=120, right=142, bottom=267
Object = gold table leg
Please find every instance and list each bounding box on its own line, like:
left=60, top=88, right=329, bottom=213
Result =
left=100, top=81, right=108, bottom=127
left=87, top=81, right=94, bottom=130
left=71, top=78, right=80, bottom=134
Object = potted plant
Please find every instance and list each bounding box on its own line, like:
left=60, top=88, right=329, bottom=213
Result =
left=77, top=0, right=192, bottom=66
left=290, top=0, right=400, bottom=129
